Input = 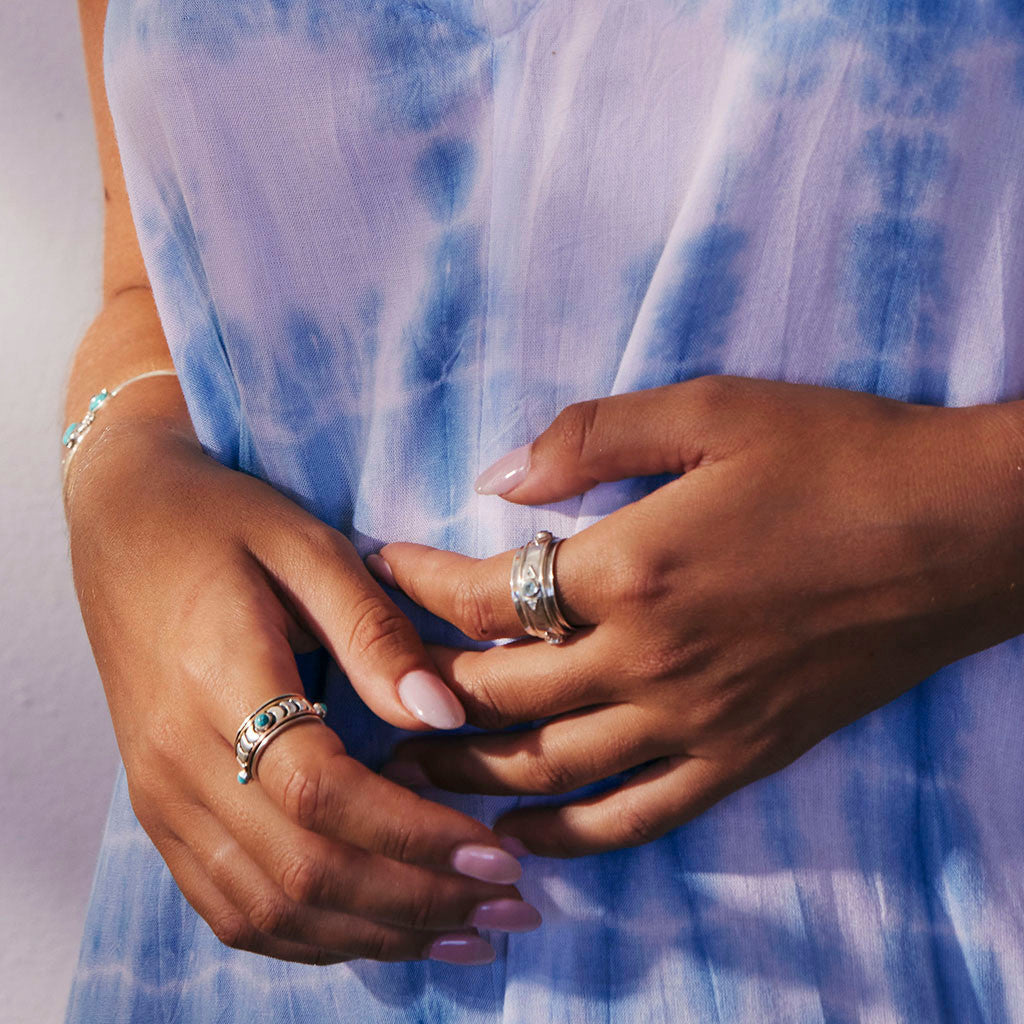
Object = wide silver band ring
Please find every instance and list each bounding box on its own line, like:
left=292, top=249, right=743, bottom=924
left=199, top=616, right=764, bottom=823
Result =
left=234, top=693, right=327, bottom=785
left=509, top=530, right=576, bottom=645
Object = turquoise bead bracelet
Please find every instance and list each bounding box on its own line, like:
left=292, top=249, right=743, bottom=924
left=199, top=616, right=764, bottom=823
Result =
left=61, top=368, right=178, bottom=485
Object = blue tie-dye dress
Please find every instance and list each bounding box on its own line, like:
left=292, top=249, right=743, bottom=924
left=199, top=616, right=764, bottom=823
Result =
left=67, top=1, right=1024, bottom=1020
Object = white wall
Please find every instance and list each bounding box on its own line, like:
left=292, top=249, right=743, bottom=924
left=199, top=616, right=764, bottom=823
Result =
left=0, top=3, right=121, bottom=1022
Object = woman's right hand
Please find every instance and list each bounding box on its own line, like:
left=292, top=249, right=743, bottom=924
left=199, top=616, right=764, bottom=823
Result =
left=64, top=416, right=539, bottom=966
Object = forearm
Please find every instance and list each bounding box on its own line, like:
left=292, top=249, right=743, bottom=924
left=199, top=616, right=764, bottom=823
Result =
left=68, top=0, right=202, bottom=516
left=60, top=285, right=198, bottom=514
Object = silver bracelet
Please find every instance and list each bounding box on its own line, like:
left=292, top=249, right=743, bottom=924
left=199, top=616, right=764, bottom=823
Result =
left=60, top=368, right=179, bottom=485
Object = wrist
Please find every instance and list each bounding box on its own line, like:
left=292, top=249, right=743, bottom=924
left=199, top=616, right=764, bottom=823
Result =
left=61, top=382, right=202, bottom=523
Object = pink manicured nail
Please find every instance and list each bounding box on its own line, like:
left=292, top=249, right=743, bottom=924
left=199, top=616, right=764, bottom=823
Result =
left=397, top=670, right=466, bottom=730
left=474, top=443, right=531, bottom=495
left=380, top=760, right=430, bottom=786
left=467, top=899, right=542, bottom=932
left=427, top=933, right=496, bottom=965
left=451, top=843, right=522, bottom=884
left=365, top=553, right=397, bottom=588
left=498, top=836, right=531, bottom=859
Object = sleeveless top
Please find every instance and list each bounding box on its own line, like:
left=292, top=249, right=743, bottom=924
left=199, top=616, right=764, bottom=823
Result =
left=67, top=1, right=1024, bottom=1021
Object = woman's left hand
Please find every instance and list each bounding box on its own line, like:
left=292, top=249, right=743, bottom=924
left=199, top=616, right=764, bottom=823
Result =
left=368, top=375, right=1024, bottom=858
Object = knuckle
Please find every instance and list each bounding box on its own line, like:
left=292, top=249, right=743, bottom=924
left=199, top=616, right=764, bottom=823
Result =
left=247, top=892, right=295, bottom=938
left=291, top=518, right=347, bottom=567
left=686, top=373, right=732, bottom=408
left=280, top=761, right=324, bottom=831
left=358, top=928, right=398, bottom=963
left=451, top=576, right=496, bottom=641
left=346, top=594, right=409, bottom=660
left=551, top=399, right=601, bottom=468
left=611, top=545, right=669, bottom=609
left=175, top=644, right=237, bottom=713
left=209, top=910, right=259, bottom=951
left=404, top=886, right=443, bottom=932
left=373, top=818, right=416, bottom=865
left=529, top=754, right=577, bottom=795
left=465, top=676, right=511, bottom=731
left=614, top=800, right=666, bottom=848
left=203, top=839, right=241, bottom=891
left=681, top=375, right=747, bottom=455
left=278, top=848, right=327, bottom=906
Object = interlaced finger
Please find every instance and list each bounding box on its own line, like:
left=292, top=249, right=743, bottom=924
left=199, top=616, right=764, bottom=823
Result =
left=492, top=756, right=737, bottom=859
left=384, top=704, right=669, bottom=796
left=421, top=635, right=622, bottom=730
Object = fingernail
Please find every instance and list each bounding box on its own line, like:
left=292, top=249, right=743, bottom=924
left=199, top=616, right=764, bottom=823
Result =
left=365, top=553, right=397, bottom=588
left=380, top=760, right=430, bottom=787
left=427, top=933, right=496, bottom=965
left=451, top=843, right=522, bottom=884
left=467, top=899, right=542, bottom=933
left=397, top=670, right=466, bottom=730
left=498, top=836, right=532, bottom=859
left=474, top=443, right=531, bottom=495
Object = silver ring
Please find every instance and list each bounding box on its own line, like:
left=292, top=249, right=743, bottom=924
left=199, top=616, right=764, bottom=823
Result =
left=234, top=693, right=327, bottom=785
left=509, top=530, right=575, bottom=645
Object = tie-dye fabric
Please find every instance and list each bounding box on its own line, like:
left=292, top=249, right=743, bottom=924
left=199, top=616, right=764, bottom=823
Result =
left=67, top=1, right=1024, bottom=1021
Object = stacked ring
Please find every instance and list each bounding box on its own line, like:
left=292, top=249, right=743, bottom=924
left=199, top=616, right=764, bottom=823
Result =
left=234, top=693, right=327, bottom=785
left=509, top=530, right=576, bottom=645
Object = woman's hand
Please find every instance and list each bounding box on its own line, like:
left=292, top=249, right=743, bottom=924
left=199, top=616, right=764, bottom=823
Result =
left=371, top=375, right=1024, bottom=858
left=65, top=418, right=539, bottom=966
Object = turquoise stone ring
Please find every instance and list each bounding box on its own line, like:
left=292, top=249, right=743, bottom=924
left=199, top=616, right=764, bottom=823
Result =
left=234, top=695, right=328, bottom=785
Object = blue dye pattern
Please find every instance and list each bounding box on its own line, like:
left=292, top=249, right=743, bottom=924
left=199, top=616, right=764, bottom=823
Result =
left=357, top=2, right=488, bottom=131
left=408, top=224, right=485, bottom=376
left=996, top=0, right=1024, bottom=99
left=849, top=214, right=946, bottom=343
left=69, top=0, right=1024, bottom=1020
left=726, top=0, right=843, bottom=98
left=416, top=138, right=477, bottom=222
left=726, top=0, right=990, bottom=112
left=137, top=180, right=243, bottom=467
left=648, top=221, right=748, bottom=386
left=825, top=0, right=973, bottom=404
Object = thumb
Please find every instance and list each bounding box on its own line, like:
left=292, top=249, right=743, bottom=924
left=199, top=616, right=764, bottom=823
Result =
left=474, top=380, right=719, bottom=504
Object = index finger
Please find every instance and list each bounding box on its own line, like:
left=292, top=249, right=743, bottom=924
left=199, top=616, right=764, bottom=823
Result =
left=369, top=529, right=603, bottom=643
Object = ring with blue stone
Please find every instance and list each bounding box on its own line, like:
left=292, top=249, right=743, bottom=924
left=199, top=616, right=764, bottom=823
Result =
left=234, top=694, right=328, bottom=785
left=509, top=529, right=575, bottom=645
